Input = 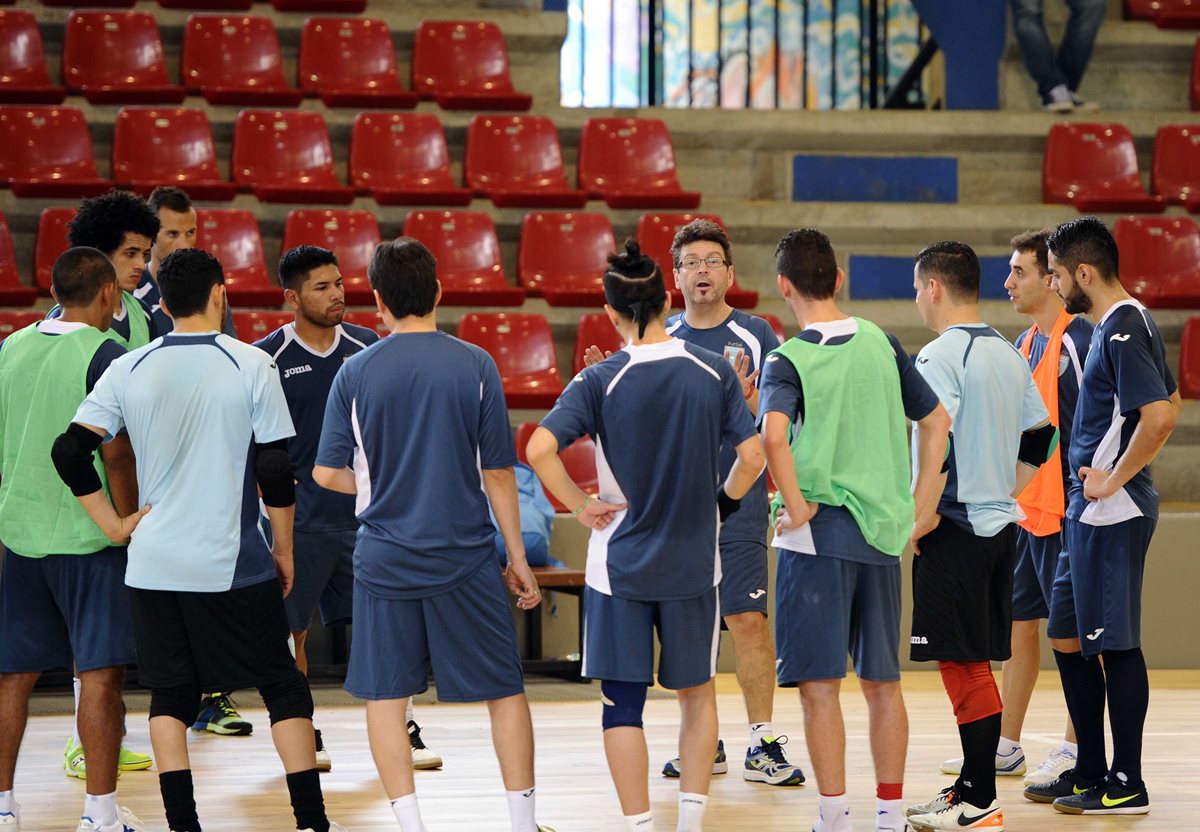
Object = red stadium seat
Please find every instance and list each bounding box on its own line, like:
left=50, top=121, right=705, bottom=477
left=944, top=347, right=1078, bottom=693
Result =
left=34, top=207, right=75, bottom=295
left=411, top=21, right=532, bottom=111
left=0, top=107, right=112, bottom=198
left=159, top=0, right=253, bottom=10
left=281, top=210, right=380, bottom=305
left=194, top=208, right=276, bottom=306
left=0, top=11, right=66, bottom=104
left=0, top=310, right=43, bottom=339
left=182, top=15, right=303, bottom=107
left=63, top=12, right=184, bottom=105
left=1180, top=316, right=1200, bottom=398
left=1152, top=0, right=1200, bottom=28
left=1152, top=124, right=1200, bottom=207
left=514, top=422, right=598, bottom=512
left=341, top=310, right=389, bottom=338
left=457, top=313, right=564, bottom=408
left=578, top=118, right=701, bottom=210
left=112, top=108, right=237, bottom=201
left=572, top=312, right=623, bottom=374
left=1042, top=123, right=1166, bottom=213
left=635, top=213, right=759, bottom=309
left=299, top=18, right=417, bottom=109
left=465, top=116, right=587, bottom=208
left=270, top=0, right=367, bottom=13
left=349, top=112, right=471, bottom=206
left=760, top=313, right=788, bottom=344
left=518, top=212, right=614, bottom=306
left=42, top=0, right=134, bottom=9
left=403, top=211, right=525, bottom=306
left=1112, top=216, right=1200, bottom=308
left=232, top=310, right=293, bottom=344
left=1192, top=37, right=1200, bottom=110
left=232, top=110, right=355, bottom=204
left=0, top=212, right=36, bottom=306
left=1124, top=0, right=1157, bottom=19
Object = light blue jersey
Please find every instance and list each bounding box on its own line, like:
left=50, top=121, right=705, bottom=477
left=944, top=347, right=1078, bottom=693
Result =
left=74, top=332, right=295, bottom=592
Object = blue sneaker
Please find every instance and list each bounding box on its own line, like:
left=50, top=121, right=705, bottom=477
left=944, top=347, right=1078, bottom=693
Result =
left=744, top=736, right=805, bottom=786
left=192, top=694, right=253, bottom=736
left=662, top=739, right=728, bottom=777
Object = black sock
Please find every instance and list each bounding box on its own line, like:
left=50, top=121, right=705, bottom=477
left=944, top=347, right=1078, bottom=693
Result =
left=159, top=769, right=201, bottom=832
left=957, top=713, right=1000, bottom=807
left=286, top=768, right=329, bottom=832
left=1103, top=647, right=1149, bottom=787
left=1054, top=648, right=1108, bottom=782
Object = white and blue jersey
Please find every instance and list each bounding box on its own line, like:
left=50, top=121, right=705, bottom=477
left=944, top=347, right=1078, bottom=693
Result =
left=254, top=322, right=378, bottom=532
left=914, top=324, right=1049, bottom=537
left=666, top=309, right=780, bottom=545
left=314, top=331, right=517, bottom=600
left=74, top=332, right=296, bottom=592
left=1067, top=300, right=1176, bottom=526
left=539, top=338, right=758, bottom=602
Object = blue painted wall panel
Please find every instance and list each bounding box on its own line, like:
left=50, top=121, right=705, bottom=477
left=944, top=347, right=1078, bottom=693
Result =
left=849, top=255, right=1010, bottom=300
left=792, top=155, right=957, bottom=203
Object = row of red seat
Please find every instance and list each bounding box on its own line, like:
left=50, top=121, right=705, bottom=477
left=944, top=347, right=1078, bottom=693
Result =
left=0, top=12, right=528, bottom=110
left=1, top=0, right=366, bottom=11
left=0, top=106, right=699, bottom=210
left=1127, top=0, right=1200, bottom=28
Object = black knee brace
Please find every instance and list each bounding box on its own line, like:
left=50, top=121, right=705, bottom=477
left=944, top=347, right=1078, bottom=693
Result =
left=149, top=686, right=202, bottom=727
left=258, top=670, right=314, bottom=725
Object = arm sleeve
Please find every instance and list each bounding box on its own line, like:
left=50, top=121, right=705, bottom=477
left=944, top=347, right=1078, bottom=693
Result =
left=887, top=332, right=939, bottom=421
left=249, top=354, right=295, bottom=444
left=719, top=361, right=757, bottom=447
left=756, top=353, right=803, bottom=429
left=85, top=341, right=128, bottom=395
left=315, top=364, right=356, bottom=469
left=539, top=370, right=599, bottom=451
left=1021, top=368, right=1051, bottom=431
left=477, top=354, right=518, bottom=470
left=73, top=360, right=126, bottom=440
left=1111, top=319, right=1174, bottom=415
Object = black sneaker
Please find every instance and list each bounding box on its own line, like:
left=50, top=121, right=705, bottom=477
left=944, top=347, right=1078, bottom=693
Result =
left=1024, top=768, right=1093, bottom=803
left=408, top=720, right=443, bottom=770
left=314, top=728, right=331, bottom=772
left=1053, top=777, right=1150, bottom=815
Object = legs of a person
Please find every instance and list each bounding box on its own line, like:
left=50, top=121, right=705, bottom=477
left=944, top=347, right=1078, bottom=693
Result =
left=724, top=611, right=774, bottom=726
left=1059, top=0, right=1108, bottom=93
left=75, top=666, right=126, bottom=794
left=798, top=679, right=845, bottom=793
left=1009, top=0, right=1069, bottom=99
left=0, top=673, right=39, bottom=791
left=292, top=630, right=310, bottom=677
left=1000, top=618, right=1041, bottom=742
left=487, top=693, right=535, bottom=791
left=604, top=722, right=650, bottom=815
left=676, top=679, right=718, bottom=797
left=366, top=699, right=414, bottom=799
left=861, top=680, right=907, bottom=787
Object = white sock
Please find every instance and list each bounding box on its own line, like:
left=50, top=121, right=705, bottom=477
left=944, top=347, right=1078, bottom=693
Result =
left=997, top=736, right=1021, bottom=756
left=82, top=791, right=119, bottom=827
left=625, top=811, right=655, bottom=830
left=1062, top=741, right=1078, bottom=756
left=0, top=790, right=17, bottom=815
left=406, top=699, right=415, bottom=723
left=749, top=722, right=773, bottom=749
left=876, top=798, right=903, bottom=830
left=390, top=793, right=428, bottom=832
left=73, top=677, right=82, bottom=745
left=506, top=787, right=537, bottom=832
left=818, top=793, right=850, bottom=831
left=677, top=792, right=707, bottom=832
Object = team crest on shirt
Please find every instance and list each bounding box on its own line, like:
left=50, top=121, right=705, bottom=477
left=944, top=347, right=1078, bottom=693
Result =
left=723, top=345, right=746, bottom=366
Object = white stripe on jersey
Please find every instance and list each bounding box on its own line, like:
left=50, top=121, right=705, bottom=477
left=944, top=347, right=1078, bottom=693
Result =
left=604, top=339, right=720, bottom=396
left=351, top=398, right=372, bottom=517
left=725, top=317, right=764, bottom=371
left=585, top=435, right=627, bottom=596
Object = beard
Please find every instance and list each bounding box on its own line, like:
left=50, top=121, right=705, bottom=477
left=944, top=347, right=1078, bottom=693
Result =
left=1061, top=281, right=1092, bottom=315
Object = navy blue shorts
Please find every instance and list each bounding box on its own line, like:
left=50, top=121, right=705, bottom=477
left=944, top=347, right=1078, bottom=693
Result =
left=284, top=529, right=356, bottom=632
left=345, top=559, right=525, bottom=703
left=1012, top=529, right=1061, bottom=621
left=1061, top=516, right=1155, bottom=657
left=1046, top=548, right=1077, bottom=640
left=582, top=586, right=719, bottom=691
left=0, top=546, right=136, bottom=673
left=719, top=540, right=769, bottom=618
left=775, top=550, right=901, bottom=684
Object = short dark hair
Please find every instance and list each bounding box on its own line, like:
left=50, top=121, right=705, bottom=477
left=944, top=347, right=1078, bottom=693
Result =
left=1010, top=229, right=1052, bottom=275
left=775, top=228, right=839, bottom=300
left=369, top=238, right=438, bottom=318
left=52, top=247, right=116, bottom=307
left=158, top=248, right=224, bottom=319
left=67, top=190, right=160, bottom=256
left=670, top=219, right=732, bottom=268
left=914, top=241, right=981, bottom=303
left=605, top=239, right=666, bottom=337
left=1046, top=216, right=1119, bottom=283
left=278, top=245, right=340, bottom=292
left=147, top=186, right=193, bottom=216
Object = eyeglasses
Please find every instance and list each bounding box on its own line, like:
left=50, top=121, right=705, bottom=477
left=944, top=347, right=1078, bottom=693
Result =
left=678, top=256, right=729, bottom=271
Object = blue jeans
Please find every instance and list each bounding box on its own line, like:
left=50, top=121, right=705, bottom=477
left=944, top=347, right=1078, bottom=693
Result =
left=1010, top=0, right=1107, bottom=101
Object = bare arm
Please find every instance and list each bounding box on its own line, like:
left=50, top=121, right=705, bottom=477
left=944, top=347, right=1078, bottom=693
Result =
left=100, top=432, right=138, bottom=516
left=312, top=464, right=357, bottom=494
left=761, top=411, right=816, bottom=530
left=725, top=434, right=765, bottom=500
left=526, top=426, right=626, bottom=528
left=56, top=422, right=149, bottom=543
left=910, top=404, right=950, bottom=553
left=1081, top=392, right=1181, bottom=501
left=264, top=503, right=295, bottom=597
left=481, top=467, right=540, bottom=611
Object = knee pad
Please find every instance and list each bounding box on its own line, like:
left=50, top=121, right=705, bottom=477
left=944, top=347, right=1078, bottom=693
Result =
left=259, top=671, right=314, bottom=725
left=600, top=680, right=648, bottom=731
left=149, top=687, right=202, bottom=727
left=939, top=661, right=1001, bottom=725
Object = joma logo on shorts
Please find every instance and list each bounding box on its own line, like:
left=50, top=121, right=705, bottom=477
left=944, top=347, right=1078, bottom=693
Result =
left=284, top=365, right=313, bottom=379
left=910, top=636, right=928, bottom=645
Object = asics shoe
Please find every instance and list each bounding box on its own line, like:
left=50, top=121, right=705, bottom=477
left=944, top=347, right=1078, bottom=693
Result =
left=192, top=694, right=253, bottom=736
left=743, top=736, right=805, bottom=786
left=1024, top=768, right=1092, bottom=803
left=314, top=728, right=332, bottom=772
left=940, top=746, right=1025, bottom=777
left=1023, top=744, right=1077, bottom=786
left=76, top=806, right=149, bottom=832
left=408, top=720, right=442, bottom=770
left=117, top=746, right=152, bottom=772
left=907, top=784, right=956, bottom=817
left=1052, top=777, right=1150, bottom=815
left=909, top=797, right=1003, bottom=831
left=662, top=739, right=728, bottom=778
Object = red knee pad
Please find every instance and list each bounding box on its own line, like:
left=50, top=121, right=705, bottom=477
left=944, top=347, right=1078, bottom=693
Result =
left=939, top=661, right=1002, bottom=725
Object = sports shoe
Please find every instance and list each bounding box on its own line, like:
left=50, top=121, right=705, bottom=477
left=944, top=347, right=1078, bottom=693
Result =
left=1070, top=94, right=1100, bottom=113
left=907, top=784, right=956, bottom=817
left=940, top=745, right=1025, bottom=777
left=0, top=806, right=20, bottom=830
left=192, top=694, right=253, bottom=736
left=299, top=824, right=346, bottom=832
left=1043, top=84, right=1074, bottom=113
left=1023, top=745, right=1077, bottom=786
left=64, top=737, right=88, bottom=779
left=408, top=720, right=442, bottom=770
left=1024, top=768, right=1092, bottom=804
left=662, top=739, right=728, bottom=777
left=743, top=736, right=805, bottom=786
left=118, top=746, right=152, bottom=772
left=76, top=806, right=149, bottom=832
left=314, top=728, right=331, bottom=772
left=1052, top=777, right=1150, bottom=815
left=909, top=796, right=1003, bottom=830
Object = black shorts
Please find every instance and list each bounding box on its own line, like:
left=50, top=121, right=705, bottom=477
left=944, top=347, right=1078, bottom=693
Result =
left=910, top=520, right=1016, bottom=663
left=129, top=578, right=298, bottom=692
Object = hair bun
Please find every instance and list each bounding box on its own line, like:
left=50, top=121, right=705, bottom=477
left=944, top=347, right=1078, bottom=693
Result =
left=624, top=239, right=642, bottom=259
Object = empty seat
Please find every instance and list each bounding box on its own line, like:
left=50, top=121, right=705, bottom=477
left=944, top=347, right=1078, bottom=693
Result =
left=1042, top=123, right=1166, bottom=213
left=1193, top=36, right=1200, bottom=110
left=1152, top=0, right=1200, bottom=28
left=0, top=107, right=111, bottom=198
left=112, top=108, right=237, bottom=201
left=1180, top=315, right=1200, bottom=398
left=232, top=310, right=293, bottom=344
left=270, top=0, right=367, bottom=13
left=411, top=21, right=532, bottom=111
left=635, top=213, right=759, bottom=308
left=299, top=18, right=417, bottom=109
left=183, top=15, right=303, bottom=106
left=159, top=0, right=253, bottom=11
left=1124, top=0, right=1158, bottom=19
left=457, top=313, right=563, bottom=408
left=572, top=312, right=623, bottom=374
left=465, top=116, right=587, bottom=208
left=579, top=118, right=701, bottom=210
left=0, top=11, right=66, bottom=104
left=1112, top=216, right=1200, bottom=308
left=34, top=206, right=75, bottom=294
left=232, top=110, right=355, bottom=204
left=281, top=210, right=380, bottom=305
left=1152, top=124, right=1200, bottom=207
left=403, top=211, right=525, bottom=306
left=194, top=208, right=276, bottom=305
left=0, top=310, right=44, bottom=339
left=518, top=212, right=614, bottom=306
left=341, top=310, right=389, bottom=338
left=514, top=421, right=597, bottom=512
left=42, top=0, right=134, bottom=9
left=63, top=12, right=184, bottom=105
left=0, top=211, right=36, bottom=305
left=349, top=112, right=471, bottom=206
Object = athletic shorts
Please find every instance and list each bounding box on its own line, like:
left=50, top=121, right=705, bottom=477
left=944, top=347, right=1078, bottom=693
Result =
left=284, top=529, right=355, bottom=632
left=0, top=546, right=136, bottom=674
left=719, top=540, right=769, bottom=618
left=1046, top=548, right=1077, bottom=640
left=129, top=577, right=298, bottom=692
left=345, top=559, right=525, bottom=703
left=1012, top=529, right=1061, bottom=621
left=1060, top=516, right=1155, bottom=658
left=582, top=586, right=719, bottom=691
left=775, top=549, right=901, bottom=684
left=910, top=520, right=1016, bottom=663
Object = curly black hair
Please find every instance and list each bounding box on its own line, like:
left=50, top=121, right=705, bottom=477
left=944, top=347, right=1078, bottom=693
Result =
left=67, top=189, right=160, bottom=256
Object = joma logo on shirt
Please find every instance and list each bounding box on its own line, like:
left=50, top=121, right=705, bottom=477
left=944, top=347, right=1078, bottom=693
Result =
left=284, top=365, right=313, bottom=379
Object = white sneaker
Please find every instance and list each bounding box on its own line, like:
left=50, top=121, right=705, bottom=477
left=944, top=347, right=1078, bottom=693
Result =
left=0, top=805, right=20, bottom=830
left=1043, top=84, right=1074, bottom=113
left=940, top=745, right=1025, bottom=776
left=408, top=720, right=442, bottom=770
left=1023, top=745, right=1077, bottom=786
left=299, top=824, right=346, bottom=832
left=909, top=798, right=1003, bottom=831
left=907, top=786, right=956, bottom=817
left=76, top=806, right=149, bottom=832
left=314, top=728, right=332, bottom=772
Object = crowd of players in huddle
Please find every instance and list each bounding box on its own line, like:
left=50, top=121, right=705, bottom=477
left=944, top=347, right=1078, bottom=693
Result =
left=0, top=184, right=1181, bottom=832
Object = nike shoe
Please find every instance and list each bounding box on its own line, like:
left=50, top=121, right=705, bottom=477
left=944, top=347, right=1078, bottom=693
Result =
left=76, top=806, right=149, bottom=832
left=662, top=739, right=728, bottom=778
left=940, top=746, right=1025, bottom=776
left=408, top=720, right=442, bottom=770
left=743, top=736, right=805, bottom=786
left=314, top=728, right=331, bottom=772
left=906, top=784, right=956, bottom=817
left=1023, top=744, right=1077, bottom=786
left=0, top=805, right=20, bottom=830
left=192, top=694, right=253, bottom=736
left=1024, top=768, right=1092, bottom=804
left=908, top=796, right=1003, bottom=831
left=1052, top=778, right=1150, bottom=815
left=118, top=746, right=152, bottom=772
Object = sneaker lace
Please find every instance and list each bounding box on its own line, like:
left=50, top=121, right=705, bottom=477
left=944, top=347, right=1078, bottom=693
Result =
left=408, top=720, right=428, bottom=751
left=1044, top=747, right=1076, bottom=768
left=212, top=694, right=241, bottom=718
left=760, top=735, right=791, bottom=766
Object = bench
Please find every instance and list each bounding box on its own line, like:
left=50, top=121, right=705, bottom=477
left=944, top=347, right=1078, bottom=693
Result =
left=521, top=565, right=586, bottom=683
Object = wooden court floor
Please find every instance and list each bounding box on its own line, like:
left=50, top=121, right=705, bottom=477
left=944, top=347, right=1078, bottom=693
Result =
left=11, top=671, right=1198, bottom=831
